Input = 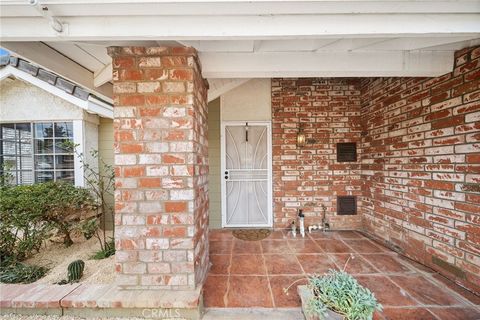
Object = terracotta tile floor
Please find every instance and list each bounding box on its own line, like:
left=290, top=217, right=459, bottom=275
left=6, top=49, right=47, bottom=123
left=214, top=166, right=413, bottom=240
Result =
left=204, top=229, right=480, bottom=320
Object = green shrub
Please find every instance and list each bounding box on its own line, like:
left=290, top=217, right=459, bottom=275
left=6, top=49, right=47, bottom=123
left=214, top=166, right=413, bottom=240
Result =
left=41, top=182, right=96, bottom=246
left=0, top=182, right=97, bottom=262
left=80, top=218, right=98, bottom=240
left=307, top=269, right=382, bottom=320
left=0, top=261, right=48, bottom=284
left=0, top=184, right=53, bottom=261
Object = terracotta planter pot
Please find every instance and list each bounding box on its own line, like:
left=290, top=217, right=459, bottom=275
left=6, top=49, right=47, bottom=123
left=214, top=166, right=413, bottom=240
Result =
left=297, top=285, right=344, bottom=320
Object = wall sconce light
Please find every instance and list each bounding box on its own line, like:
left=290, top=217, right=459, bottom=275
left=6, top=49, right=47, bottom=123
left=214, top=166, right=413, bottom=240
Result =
left=297, top=122, right=317, bottom=147
left=297, top=123, right=306, bottom=147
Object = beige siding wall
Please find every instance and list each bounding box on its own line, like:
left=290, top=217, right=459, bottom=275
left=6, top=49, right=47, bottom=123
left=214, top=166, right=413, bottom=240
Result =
left=221, top=79, right=272, bottom=121
left=98, top=117, right=114, bottom=170
left=0, top=78, right=84, bottom=121
left=208, top=98, right=222, bottom=229
left=98, top=117, right=115, bottom=229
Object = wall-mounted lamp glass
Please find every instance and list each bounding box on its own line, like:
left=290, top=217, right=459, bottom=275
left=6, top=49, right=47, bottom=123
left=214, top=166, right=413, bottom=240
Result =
left=297, top=123, right=306, bottom=147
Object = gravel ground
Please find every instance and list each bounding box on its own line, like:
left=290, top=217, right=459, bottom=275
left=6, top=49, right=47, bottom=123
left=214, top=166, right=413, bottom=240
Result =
left=24, top=230, right=114, bottom=285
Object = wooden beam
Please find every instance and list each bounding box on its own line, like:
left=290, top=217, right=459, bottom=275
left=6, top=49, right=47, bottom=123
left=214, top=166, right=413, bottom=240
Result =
left=57, top=48, right=457, bottom=81
left=179, top=40, right=254, bottom=52
left=1, top=14, right=479, bottom=41
left=94, top=63, right=112, bottom=87
left=199, top=50, right=455, bottom=78
left=350, top=36, right=480, bottom=51
left=208, top=78, right=251, bottom=102
left=1, top=41, right=112, bottom=101
left=2, top=1, right=479, bottom=16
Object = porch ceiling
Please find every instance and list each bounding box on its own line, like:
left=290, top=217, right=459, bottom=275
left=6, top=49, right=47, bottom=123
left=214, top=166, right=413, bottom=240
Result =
left=1, top=0, right=480, bottom=101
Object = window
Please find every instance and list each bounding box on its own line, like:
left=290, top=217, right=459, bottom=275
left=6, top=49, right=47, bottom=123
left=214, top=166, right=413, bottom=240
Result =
left=1, top=122, right=75, bottom=185
left=0, top=123, right=34, bottom=184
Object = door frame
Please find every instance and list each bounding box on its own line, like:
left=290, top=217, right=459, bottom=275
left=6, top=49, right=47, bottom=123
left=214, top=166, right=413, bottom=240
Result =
left=220, top=120, right=273, bottom=228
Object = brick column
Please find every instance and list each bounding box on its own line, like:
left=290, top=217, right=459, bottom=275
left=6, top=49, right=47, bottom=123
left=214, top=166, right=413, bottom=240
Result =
left=108, top=47, right=209, bottom=290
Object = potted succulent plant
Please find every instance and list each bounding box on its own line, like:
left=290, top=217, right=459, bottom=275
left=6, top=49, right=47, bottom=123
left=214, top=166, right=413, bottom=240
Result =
left=285, top=256, right=382, bottom=320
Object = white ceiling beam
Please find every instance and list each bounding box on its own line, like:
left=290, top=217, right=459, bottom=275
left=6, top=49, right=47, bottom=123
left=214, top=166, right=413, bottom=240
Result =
left=349, top=38, right=397, bottom=51
left=252, top=40, right=262, bottom=53
left=314, top=39, right=343, bottom=51
left=53, top=46, right=464, bottom=83
left=94, top=63, right=112, bottom=88
left=1, top=14, right=479, bottom=41
left=199, top=51, right=454, bottom=78
left=257, top=39, right=336, bottom=52
left=1, top=1, right=479, bottom=16
left=1, top=41, right=112, bottom=102
left=178, top=40, right=255, bottom=52
left=423, top=38, right=480, bottom=51
left=46, top=42, right=106, bottom=71
left=207, top=78, right=251, bottom=102
left=351, top=36, right=480, bottom=51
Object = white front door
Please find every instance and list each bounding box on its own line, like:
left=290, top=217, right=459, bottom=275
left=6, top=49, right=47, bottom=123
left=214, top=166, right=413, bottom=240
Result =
left=221, top=121, right=273, bottom=228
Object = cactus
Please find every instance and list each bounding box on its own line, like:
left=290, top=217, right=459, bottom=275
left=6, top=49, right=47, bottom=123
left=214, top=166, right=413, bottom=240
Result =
left=57, top=260, right=85, bottom=285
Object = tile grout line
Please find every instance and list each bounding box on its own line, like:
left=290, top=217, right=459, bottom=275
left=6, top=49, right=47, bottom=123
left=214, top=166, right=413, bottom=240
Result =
left=262, top=236, right=276, bottom=308
left=418, top=267, right=480, bottom=309
left=358, top=232, right=478, bottom=310
left=207, top=230, right=479, bottom=313
left=223, top=239, right=233, bottom=308
left=351, top=236, right=439, bottom=317
left=386, top=275, right=439, bottom=311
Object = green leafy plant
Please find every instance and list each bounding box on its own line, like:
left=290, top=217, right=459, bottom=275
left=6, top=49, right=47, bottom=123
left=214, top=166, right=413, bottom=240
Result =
left=80, top=218, right=98, bottom=240
left=0, top=184, right=53, bottom=261
left=307, top=270, right=382, bottom=320
left=0, top=181, right=96, bottom=262
left=0, top=260, right=48, bottom=284
left=91, top=239, right=115, bottom=260
left=65, top=141, right=115, bottom=256
left=284, top=255, right=382, bottom=320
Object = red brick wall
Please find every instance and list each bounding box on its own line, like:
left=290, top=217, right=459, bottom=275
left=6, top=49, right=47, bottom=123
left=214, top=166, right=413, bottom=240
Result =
left=361, top=46, right=480, bottom=292
left=272, top=78, right=363, bottom=229
left=109, top=47, right=209, bottom=290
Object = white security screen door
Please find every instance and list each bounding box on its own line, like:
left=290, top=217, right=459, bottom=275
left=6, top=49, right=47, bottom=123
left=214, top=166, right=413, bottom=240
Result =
left=221, top=121, right=273, bottom=227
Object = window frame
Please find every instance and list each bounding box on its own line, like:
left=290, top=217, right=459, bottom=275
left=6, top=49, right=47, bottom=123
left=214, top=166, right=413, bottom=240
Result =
left=0, top=120, right=84, bottom=186
left=0, top=122, right=34, bottom=185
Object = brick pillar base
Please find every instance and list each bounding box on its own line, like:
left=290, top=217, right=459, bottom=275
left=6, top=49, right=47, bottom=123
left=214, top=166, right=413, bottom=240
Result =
left=108, top=47, right=209, bottom=290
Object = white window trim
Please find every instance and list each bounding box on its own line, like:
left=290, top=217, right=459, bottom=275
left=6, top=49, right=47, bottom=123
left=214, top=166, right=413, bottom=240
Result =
left=72, top=120, right=85, bottom=187
left=1, top=120, right=84, bottom=186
